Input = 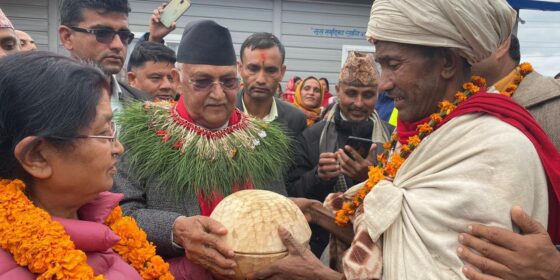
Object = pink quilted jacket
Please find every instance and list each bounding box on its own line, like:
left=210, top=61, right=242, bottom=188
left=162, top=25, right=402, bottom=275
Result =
left=0, top=192, right=211, bottom=280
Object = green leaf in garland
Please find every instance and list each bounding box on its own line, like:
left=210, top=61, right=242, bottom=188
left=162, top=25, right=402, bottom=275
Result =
left=116, top=101, right=292, bottom=199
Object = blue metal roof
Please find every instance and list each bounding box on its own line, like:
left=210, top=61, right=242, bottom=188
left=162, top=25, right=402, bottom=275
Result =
left=508, top=0, right=560, bottom=11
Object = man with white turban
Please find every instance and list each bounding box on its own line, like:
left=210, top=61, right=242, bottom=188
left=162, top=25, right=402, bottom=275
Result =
left=248, top=0, right=560, bottom=279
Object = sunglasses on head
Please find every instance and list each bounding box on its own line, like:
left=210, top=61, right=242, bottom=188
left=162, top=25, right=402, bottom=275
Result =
left=69, top=26, right=135, bottom=45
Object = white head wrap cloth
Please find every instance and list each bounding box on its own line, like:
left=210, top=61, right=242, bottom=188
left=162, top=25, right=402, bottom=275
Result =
left=366, top=0, right=517, bottom=64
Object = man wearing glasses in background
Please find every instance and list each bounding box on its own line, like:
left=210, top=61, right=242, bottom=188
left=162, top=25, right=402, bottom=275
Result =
left=112, top=20, right=292, bottom=279
left=58, top=0, right=150, bottom=111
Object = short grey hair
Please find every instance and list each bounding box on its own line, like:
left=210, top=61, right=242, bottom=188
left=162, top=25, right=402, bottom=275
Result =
left=175, top=62, right=185, bottom=81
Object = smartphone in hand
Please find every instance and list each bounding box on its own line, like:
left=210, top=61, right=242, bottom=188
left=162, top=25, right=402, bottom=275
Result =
left=160, top=0, right=192, bottom=28
left=344, top=136, right=374, bottom=159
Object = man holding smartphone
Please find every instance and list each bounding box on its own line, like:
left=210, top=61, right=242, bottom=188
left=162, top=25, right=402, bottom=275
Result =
left=286, top=51, right=393, bottom=257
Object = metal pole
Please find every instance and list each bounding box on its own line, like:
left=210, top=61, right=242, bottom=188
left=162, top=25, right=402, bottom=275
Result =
left=513, top=8, right=520, bottom=35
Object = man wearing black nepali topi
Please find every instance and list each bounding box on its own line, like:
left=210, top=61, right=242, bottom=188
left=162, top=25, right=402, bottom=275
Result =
left=113, top=20, right=291, bottom=279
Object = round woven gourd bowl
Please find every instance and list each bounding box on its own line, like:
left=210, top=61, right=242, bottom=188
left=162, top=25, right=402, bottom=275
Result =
left=210, top=189, right=312, bottom=280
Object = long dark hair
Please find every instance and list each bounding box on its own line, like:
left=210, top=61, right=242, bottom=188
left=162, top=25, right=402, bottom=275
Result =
left=319, top=77, right=330, bottom=90
left=0, top=51, right=109, bottom=180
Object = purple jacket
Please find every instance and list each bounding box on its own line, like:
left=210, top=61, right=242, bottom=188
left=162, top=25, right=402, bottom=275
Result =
left=0, top=192, right=211, bottom=280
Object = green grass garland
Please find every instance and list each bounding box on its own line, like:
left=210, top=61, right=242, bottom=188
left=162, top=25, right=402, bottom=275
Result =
left=117, top=102, right=292, bottom=199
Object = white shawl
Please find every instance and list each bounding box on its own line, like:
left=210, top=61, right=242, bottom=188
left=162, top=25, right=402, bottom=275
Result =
left=363, top=113, right=548, bottom=279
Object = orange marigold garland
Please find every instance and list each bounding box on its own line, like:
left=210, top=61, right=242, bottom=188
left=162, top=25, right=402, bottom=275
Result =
left=335, top=64, right=533, bottom=225
left=500, top=62, right=533, bottom=97
left=0, top=179, right=174, bottom=280
left=104, top=207, right=174, bottom=280
left=0, top=179, right=101, bottom=279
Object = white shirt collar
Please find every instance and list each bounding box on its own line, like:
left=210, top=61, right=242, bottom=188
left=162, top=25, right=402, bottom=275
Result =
left=241, top=93, right=278, bottom=123
left=110, top=75, right=123, bottom=113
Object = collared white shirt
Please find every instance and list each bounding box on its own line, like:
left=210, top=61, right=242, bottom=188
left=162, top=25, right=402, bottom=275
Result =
left=110, top=75, right=123, bottom=113
left=241, top=94, right=278, bottom=123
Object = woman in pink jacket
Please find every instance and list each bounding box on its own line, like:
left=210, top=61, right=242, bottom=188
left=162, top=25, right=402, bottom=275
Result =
left=0, top=52, right=212, bottom=280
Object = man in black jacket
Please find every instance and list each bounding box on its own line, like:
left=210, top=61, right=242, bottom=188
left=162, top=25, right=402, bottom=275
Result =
left=237, top=32, right=307, bottom=138
left=287, top=51, right=393, bottom=257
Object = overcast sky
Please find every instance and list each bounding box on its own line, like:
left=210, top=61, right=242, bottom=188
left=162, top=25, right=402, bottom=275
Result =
left=518, top=2, right=560, bottom=77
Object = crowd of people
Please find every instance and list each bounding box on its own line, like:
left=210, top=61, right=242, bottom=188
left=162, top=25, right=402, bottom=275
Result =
left=0, top=0, right=559, bottom=279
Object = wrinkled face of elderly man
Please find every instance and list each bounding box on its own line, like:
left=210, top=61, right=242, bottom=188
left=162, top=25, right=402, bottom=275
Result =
left=374, top=41, right=466, bottom=122
left=173, top=63, right=240, bottom=129
left=15, top=30, right=37, bottom=51
left=365, top=0, right=515, bottom=123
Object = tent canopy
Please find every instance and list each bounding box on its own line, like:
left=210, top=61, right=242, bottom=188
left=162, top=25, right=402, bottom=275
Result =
left=508, top=0, right=560, bottom=11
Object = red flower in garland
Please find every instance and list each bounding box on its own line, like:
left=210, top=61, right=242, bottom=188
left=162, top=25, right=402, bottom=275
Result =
left=173, top=140, right=184, bottom=149
left=156, top=130, right=170, bottom=143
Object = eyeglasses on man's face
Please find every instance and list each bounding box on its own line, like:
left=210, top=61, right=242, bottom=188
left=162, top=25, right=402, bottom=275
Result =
left=187, top=77, right=240, bottom=92
left=69, top=26, right=134, bottom=45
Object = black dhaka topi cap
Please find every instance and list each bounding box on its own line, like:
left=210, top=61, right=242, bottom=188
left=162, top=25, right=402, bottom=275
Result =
left=177, top=20, right=236, bottom=65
